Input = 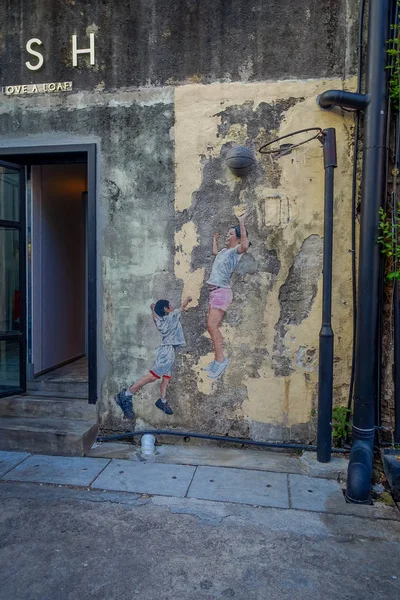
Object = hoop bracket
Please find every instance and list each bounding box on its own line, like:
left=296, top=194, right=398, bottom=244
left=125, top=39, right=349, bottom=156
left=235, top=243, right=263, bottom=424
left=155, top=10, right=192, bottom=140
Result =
left=259, top=127, right=324, bottom=157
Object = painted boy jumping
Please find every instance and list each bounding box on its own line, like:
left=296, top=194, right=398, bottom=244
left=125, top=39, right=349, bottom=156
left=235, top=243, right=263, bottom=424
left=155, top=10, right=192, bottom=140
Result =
left=115, top=296, right=192, bottom=419
left=205, top=209, right=250, bottom=379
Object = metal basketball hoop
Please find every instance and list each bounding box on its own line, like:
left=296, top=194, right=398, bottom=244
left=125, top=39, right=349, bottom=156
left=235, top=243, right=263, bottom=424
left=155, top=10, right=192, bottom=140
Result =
left=258, top=127, right=324, bottom=158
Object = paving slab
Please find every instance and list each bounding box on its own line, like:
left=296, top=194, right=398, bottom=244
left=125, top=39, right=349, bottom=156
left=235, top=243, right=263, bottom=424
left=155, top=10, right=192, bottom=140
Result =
left=88, top=442, right=139, bottom=461
left=381, top=448, right=400, bottom=501
left=0, top=451, right=30, bottom=477
left=155, top=444, right=305, bottom=473
left=187, top=465, right=289, bottom=508
left=335, top=501, right=400, bottom=520
left=91, top=459, right=196, bottom=497
left=2, top=454, right=110, bottom=486
left=300, top=451, right=349, bottom=481
left=289, top=474, right=347, bottom=512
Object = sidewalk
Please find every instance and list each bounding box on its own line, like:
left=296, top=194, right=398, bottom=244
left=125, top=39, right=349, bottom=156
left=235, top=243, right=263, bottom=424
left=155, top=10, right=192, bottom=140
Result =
left=1, top=445, right=400, bottom=600
left=0, top=445, right=399, bottom=520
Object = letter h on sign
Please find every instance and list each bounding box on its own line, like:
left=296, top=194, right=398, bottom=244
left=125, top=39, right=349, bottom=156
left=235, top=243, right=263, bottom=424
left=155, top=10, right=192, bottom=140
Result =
left=72, top=33, right=95, bottom=66
left=25, top=34, right=96, bottom=71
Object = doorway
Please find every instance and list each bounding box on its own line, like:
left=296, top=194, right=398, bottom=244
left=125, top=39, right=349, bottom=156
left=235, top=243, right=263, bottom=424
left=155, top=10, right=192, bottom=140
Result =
left=31, top=163, right=87, bottom=379
left=0, top=145, right=97, bottom=404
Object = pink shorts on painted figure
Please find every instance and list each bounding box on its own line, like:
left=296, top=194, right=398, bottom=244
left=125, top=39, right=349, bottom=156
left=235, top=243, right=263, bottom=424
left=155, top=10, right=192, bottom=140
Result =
left=209, top=287, right=233, bottom=312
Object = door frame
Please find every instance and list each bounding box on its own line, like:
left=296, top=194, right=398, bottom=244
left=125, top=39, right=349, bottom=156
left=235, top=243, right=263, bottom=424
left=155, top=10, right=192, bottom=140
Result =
left=0, top=160, right=26, bottom=398
left=0, top=144, right=98, bottom=404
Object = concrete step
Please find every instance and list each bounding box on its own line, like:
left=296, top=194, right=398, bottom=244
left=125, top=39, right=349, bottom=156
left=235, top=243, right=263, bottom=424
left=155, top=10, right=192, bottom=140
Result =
left=0, top=417, right=98, bottom=457
left=26, top=380, right=88, bottom=398
left=0, top=396, right=96, bottom=421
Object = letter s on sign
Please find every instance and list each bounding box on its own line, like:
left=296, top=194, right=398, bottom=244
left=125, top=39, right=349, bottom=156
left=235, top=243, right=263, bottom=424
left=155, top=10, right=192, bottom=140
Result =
left=26, top=39, right=44, bottom=71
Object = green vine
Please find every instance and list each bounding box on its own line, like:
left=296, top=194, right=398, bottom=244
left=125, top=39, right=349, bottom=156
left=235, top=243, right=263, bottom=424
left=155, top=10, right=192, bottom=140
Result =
left=387, top=5, right=400, bottom=110
left=378, top=204, right=400, bottom=282
left=332, top=406, right=351, bottom=447
left=382, top=10, right=400, bottom=283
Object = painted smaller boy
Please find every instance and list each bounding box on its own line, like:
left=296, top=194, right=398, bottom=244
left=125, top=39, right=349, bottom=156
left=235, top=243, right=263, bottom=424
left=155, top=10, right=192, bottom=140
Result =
left=115, top=296, right=192, bottom=419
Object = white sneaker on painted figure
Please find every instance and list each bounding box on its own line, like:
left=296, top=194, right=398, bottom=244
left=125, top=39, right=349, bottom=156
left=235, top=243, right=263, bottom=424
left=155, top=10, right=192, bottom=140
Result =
left=208, top=358, right=230, bottom=379
left=204, top=360, right=216, bottom=372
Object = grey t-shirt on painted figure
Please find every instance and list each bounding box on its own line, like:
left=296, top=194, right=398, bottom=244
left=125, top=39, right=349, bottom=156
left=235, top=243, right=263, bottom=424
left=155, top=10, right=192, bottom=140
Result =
left=207, top=246, right=243, bottom=288
left=154, top=309, right=186, bottom=347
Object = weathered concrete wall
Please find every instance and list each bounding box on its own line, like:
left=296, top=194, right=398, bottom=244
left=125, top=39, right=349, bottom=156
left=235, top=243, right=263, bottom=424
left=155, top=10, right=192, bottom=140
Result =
left=0, top=0, right=358, bottom=88
left=0, top=0, right=359, bottom=442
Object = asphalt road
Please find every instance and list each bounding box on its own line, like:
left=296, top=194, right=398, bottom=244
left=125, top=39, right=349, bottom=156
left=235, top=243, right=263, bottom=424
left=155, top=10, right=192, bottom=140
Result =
left=0, top=482, right=399, bottom=600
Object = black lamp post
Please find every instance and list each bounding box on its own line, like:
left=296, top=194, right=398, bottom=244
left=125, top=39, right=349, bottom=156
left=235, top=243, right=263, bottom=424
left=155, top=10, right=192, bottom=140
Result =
left=259, top=127, right=337, bottom=462
left=317, top=128, right=337, bottom=463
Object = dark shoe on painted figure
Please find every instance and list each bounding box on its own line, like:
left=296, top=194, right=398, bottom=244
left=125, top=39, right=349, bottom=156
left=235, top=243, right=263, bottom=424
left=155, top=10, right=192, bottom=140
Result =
left=115, top=389, right=134, bottom=420
left=155, top=398, right=173, bottom=415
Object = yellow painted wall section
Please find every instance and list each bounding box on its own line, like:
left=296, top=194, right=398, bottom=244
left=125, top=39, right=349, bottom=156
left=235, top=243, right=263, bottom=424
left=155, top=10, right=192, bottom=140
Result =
left=174, top=79, right=355, bottom=436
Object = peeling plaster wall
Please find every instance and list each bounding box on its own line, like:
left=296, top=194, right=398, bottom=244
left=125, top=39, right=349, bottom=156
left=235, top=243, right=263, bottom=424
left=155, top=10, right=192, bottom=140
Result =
left=0, top=0, right=360, bottom=442
left=171, top=79, right=355, bottom=442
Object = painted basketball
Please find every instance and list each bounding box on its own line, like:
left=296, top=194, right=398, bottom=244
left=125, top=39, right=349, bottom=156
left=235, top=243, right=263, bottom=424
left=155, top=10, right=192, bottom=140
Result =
left=226, top=146, right=255, bottom=177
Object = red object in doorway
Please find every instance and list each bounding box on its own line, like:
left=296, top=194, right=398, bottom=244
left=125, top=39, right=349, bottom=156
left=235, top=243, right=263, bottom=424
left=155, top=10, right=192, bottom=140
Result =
left=13, top=290, right=20, bottom=323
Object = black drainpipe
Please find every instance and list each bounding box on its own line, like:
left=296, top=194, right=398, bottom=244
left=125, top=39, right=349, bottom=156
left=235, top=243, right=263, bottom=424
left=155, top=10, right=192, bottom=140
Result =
left=317, top=0, right=390, bottom=503
left=395, top=280, right=400, bottom=443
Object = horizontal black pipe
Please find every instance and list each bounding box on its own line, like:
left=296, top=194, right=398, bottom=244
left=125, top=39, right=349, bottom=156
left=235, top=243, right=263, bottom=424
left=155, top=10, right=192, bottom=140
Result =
left=97, top=429, right=348, bottom=453
left=317, top=90, right=369, bottom=111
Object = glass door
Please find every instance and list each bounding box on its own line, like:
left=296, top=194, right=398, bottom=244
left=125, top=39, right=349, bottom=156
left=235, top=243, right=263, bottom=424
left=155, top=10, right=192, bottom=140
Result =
left=0, top=160, right=26, bottom=397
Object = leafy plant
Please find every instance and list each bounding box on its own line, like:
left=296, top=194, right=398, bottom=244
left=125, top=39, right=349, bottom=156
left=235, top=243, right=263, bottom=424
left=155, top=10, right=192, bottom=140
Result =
left=378, top=204, right=400, bottom=282
left=387, top=9, right=400, bottom=111
left=387, top=47, right=400, bottom=110
left=332, top=406, right=351, bottom=446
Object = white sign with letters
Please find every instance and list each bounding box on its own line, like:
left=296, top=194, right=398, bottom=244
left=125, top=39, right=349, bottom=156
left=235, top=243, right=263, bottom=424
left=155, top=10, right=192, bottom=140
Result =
left=1, top=33, right=96, bottom=96
left=26, top=34, right=96, bottom=70
left=2, top=82, right=73, bottom=95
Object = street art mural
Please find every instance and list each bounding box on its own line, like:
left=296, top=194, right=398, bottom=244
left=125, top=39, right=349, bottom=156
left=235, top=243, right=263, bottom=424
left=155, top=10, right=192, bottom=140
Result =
left=104, top=79, right=355, bottom=443
left=114, top=209, right=252, bottom=417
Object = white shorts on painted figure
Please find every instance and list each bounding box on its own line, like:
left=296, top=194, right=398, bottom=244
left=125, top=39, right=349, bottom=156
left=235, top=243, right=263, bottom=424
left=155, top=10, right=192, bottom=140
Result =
left=150, top=344, right=175, bottom=379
